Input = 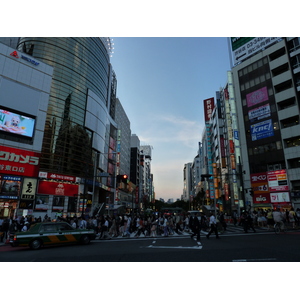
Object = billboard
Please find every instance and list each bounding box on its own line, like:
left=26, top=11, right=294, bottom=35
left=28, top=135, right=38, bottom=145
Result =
left=0, top=175, right=21, bottom=199
left=267, top=170, right=289, bottom=192
left=246, top=87, right=268, bottom=108
left=203, top=97, right=214, bottom=122
left=0, top=145, right=40, bottom=177
left=248, top=104, right=271, bottom=122
left=0, top=107, right=36, bottom=138
left=231, top=37, right=281, bottom=65
left=250, top=119, right=274, bottom=141
left=37, top=180, right=79, bottom=197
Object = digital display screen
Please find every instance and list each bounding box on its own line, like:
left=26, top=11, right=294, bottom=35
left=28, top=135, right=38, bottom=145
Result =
left=0, top=107, right=35, bottom=138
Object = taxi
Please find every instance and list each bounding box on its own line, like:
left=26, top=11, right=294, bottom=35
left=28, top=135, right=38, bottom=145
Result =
left=10, top=222, right=96, bottom=250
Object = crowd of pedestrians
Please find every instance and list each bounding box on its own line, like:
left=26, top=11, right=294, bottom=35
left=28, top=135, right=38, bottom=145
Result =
left=1, top=207, right=300, bottom=243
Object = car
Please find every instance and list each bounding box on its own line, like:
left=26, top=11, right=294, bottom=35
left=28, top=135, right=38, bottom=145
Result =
left=10, top=222, right=96, bottom=250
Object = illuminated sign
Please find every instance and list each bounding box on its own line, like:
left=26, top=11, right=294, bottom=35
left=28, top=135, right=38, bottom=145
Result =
left=0, top=108, right=36, bottom=138
left=0, top=175, right=21, bottom=199
left=37, top=181, right=79, bottom=197
left=0, top=145, right=40, bottom=177
left=21, top=178, right=37, bottom=200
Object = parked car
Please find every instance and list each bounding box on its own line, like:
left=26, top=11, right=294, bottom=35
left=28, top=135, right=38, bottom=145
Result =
left=10, top=222, right=96, bottom=250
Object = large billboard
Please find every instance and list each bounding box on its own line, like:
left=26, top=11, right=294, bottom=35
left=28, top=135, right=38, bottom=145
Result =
left=250, top=119, right=274, bottom=141
left=0, top=145, right=40, bottom=177
left=231, top=37, right=281, bottom=65
left=246, top=87, right=268, bottom=108
left=251, top=170, right=290, bottom=205
left=0, top=107, right=36, bottom=138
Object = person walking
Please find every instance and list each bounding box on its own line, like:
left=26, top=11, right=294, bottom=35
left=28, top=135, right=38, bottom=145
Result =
left=289, top=208, right=296, bottom=229
left=189, top=213, right=200, bottom=241
left=206, top=213, right=220, bottom=239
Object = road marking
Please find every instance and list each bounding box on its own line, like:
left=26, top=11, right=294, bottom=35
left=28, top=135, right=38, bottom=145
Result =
left=232, top=258, right=276, bottom=262
left=145, top=245, right=203, bottom=250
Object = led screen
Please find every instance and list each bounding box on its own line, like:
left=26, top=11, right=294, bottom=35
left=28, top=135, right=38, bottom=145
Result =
left=0, top=107, right=35, bottom=138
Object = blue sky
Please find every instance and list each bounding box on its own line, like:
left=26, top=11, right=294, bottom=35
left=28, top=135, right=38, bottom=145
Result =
left=110, top=37, right=232, bottom=201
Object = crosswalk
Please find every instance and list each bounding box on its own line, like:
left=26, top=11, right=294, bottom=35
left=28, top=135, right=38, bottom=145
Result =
left=97, top=224, right=272, bottom=240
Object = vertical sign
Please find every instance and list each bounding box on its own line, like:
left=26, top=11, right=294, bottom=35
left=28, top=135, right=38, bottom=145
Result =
left=203, top=97, right=214, bottom=122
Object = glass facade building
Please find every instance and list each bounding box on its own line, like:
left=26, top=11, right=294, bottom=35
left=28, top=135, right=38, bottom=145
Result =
left=17, top=37, right=115, bottom=179
left=12, top=37, right=118, bottom=216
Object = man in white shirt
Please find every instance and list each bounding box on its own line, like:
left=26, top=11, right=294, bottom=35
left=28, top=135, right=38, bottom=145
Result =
left=206, top=213, right=220, bottom=239
left=273, top=208, right=284, bottom=230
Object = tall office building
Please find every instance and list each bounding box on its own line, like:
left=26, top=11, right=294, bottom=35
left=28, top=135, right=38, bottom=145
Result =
left=231, top=37, right=300, bottom=210
left=1, top=37, right=119, bottom=218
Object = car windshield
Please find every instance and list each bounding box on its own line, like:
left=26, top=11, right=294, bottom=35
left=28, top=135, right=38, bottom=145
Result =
left=27, top=223, right=39, bottom=232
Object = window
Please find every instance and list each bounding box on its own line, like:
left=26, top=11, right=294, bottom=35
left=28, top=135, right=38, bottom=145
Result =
left=277, top=97, right=296, bottom=110
left=285, top=136, right=300, bottom=148
left=280, top=116, right=299, bottom=128
left=288, top=158, right=300, bottom=169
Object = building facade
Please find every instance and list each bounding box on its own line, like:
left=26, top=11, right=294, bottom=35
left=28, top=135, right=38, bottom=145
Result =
left=231, top=37, right=300, bottom=210
left=0, top=42, right=53, bottom=218
left=1, top=37, right=120, bottom=219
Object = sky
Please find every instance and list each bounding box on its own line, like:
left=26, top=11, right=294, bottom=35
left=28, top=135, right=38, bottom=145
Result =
left=110, top=37, right=232, bottom=201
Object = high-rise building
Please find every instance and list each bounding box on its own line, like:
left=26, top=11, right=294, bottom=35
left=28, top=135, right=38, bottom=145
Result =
left=1, top=37, right=120, bottom=218
left=230, top=37, right=300, bottom=210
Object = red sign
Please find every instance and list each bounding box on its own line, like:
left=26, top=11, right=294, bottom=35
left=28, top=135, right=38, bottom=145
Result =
left=203, top=98, right=214, bottom=122
left=38, top=171, right=78, bottom=183
left=37, top=181, right=79, bottom=196
left=0, top=145, right=40, bottom=177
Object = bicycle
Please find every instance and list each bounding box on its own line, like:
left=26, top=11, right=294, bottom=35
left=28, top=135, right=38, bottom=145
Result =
left=274, top=222, right=286, bottom=234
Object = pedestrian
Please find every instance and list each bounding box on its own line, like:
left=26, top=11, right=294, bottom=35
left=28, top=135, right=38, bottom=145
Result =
left=150, top=219, right=157, bottom=237
left=21, top=222, right=29, bottom=232
left=124, top=215, right=131, bottom=237
left=189, top=213, right=200, bottom=241
left=266, top=209, right=274, bottom=231
left=163, top=215, right=169, bottom=237
left=296, top=209, right=300, bottom=226
left=206, top=213, right=220, bottom=239
left=232, top=211, right=238, bottom=226
left=289, top=208, right=296, bottom=229
left=244, top=212, right=256, bottom=233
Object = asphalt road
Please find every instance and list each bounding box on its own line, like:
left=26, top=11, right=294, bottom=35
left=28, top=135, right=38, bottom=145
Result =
left=1, top=230, right=300, bottom=262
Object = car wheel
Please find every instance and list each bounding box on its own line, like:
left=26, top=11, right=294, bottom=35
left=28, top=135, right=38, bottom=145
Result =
left=30, top=239, right=42, bottom=250
left=80, top=235, right=90, bottom=245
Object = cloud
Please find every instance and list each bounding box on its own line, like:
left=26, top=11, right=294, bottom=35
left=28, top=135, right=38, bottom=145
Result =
left=137, top=113, right=203, bottom=200
left=139, top=113, right=203, bottom=148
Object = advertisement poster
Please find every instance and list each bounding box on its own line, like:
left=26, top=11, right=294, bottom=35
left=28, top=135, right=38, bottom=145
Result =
left=37, top=180, right=79, bottom=197
left=246, top=86, right=268, bottom=108
left=0, top=175, right=21, bottom=199
left=267, top=170, right=289, bottom=192
left=21, top=178, right=37, bottom=200
left=251, top=119, right=274, bottom=141
left=270, top=192, right=290, bottom=203
left=35, top=195, right=50, bottom=211
left=248, top=104, right=271, bottom=122
left=52, top=196, right=65, bottom=211
left=0, top=108, right=35, bottom=138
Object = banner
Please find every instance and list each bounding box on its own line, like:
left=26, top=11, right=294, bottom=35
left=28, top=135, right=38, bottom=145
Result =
left=37, top=181, right=79, bottom=197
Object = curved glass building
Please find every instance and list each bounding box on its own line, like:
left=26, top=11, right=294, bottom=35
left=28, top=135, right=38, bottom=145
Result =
left=17, top=37, right=118, bottom=215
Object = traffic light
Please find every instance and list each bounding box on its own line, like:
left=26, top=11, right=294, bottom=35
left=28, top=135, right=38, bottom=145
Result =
left=117, top=174, right=128, bottom=184
left=121, top=174, right=128, bottom=183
